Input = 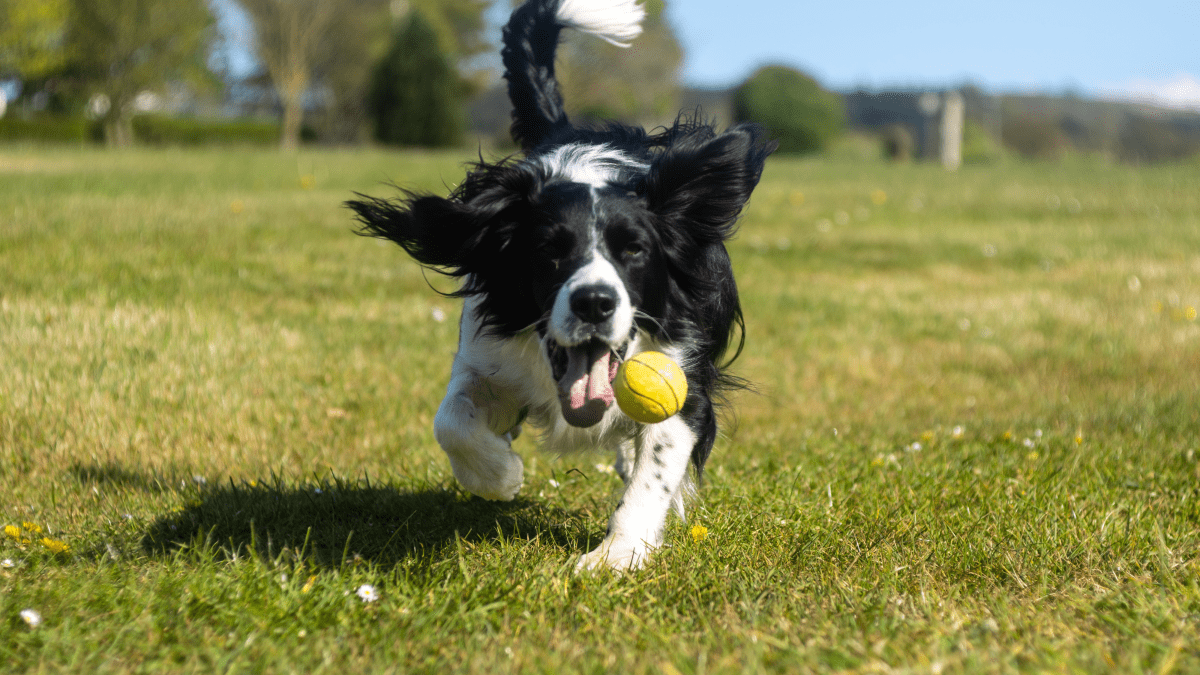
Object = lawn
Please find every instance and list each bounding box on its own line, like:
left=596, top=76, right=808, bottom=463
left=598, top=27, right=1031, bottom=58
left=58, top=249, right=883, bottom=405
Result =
left=1, top=145, right=1198, bottom=673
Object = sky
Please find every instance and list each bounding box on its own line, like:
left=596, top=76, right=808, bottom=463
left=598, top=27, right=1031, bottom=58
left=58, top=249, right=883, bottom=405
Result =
left=489, top=0, right=1200, bottom=108
left=213, top=0, right=1200, bottom=110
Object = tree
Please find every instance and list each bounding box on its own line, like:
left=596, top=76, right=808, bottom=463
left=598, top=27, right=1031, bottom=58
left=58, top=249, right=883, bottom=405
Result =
left=733, top=65, right=843, bottom=154
left=307, top=0, right=392, bottom=143
left=238, top=0, right=342, bottom=150
left=556, top=0, right=681, bottom=126
left=407, top=0, right=490, bottom=93
left=65, top=0, right=215, bottom=146
left=367, top=10, right=464, bottom=147
left=237, top=0, right=488, bottom=147
left=0, top=0, right=69, bottom=80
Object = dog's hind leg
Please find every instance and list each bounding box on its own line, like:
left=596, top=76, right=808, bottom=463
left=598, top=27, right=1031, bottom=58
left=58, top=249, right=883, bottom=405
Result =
left=576, top=415, right=696, bottom=572
left=434, top=368, right=526, bottom=501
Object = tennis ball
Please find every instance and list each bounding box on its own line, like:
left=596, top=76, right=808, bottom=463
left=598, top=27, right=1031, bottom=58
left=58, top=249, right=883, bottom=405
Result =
left=613, top=351, right=688, bottom=424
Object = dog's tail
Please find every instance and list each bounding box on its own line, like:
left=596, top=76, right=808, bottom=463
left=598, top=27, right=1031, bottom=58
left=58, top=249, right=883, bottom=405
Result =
left=502, top=0, right=646, bottom=150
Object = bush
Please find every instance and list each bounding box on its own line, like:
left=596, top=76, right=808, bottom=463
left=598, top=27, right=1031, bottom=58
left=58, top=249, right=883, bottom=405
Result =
left=0, top=115, right=285, bottom=146
left=961, top=119, right=1004, bottom=163
left=1001, top=115, right=1069, bottom=160
left=131, top=116, right=282, bottom=146
left=0, top=116, right=98, bottom=143
left=368, top=11, right=465, bottom=148
left=1118, top=115, right=1200, bottom=164
left=732, top=65, right=844, bottom=154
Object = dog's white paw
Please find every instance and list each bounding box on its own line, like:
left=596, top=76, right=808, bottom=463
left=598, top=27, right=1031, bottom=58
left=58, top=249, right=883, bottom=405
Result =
left=574, top=538, right=653, bottom=573
left=445, top=445, right=524, bottom=501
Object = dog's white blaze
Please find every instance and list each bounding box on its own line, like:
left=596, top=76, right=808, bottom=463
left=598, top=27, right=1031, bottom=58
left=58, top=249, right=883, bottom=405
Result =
left=537, top=143, right=645, bottom=188
left=556, top=0, right=645, bottom=47
left=548, top=254, right=633, bottom=346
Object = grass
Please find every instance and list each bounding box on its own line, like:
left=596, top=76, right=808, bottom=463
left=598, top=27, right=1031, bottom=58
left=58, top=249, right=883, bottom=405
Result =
left=1, top=144, right=1198, bottom=673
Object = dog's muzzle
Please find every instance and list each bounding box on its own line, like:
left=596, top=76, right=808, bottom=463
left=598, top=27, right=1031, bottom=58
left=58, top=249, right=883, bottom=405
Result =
left=547, top=337, right=631, bottom=428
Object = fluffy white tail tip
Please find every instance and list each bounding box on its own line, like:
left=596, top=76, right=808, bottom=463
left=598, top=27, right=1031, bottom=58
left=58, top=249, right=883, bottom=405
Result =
left=557, top=0, right=646, bottom=47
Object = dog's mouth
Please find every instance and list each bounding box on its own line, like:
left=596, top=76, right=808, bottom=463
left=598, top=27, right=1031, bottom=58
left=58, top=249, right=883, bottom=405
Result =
left=547, top=337, right=629, bottom=428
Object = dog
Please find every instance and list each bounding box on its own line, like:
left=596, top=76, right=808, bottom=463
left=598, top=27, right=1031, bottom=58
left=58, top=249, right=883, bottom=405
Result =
left=348, top=0, right=774, bottom=571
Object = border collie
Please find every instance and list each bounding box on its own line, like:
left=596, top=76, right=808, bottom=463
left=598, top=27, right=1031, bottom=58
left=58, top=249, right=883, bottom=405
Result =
left=349, top=0, right=775, bottom=571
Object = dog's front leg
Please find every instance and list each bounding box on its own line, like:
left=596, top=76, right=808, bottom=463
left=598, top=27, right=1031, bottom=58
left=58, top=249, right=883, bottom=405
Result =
left=434, top=367, right=526, bottom=501
left=576, top=416, right=695, bottom=572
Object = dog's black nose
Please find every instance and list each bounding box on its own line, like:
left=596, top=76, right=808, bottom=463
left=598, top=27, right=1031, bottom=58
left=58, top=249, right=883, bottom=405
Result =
left=570, top=285, right=618, bottom=324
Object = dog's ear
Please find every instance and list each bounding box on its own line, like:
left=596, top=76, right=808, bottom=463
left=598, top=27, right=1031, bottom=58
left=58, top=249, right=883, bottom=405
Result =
left=348, top=166, right=535, bottom=272
left=348, top=192, right=479, bottom=269
left=644, top=124, right=776, bottom=240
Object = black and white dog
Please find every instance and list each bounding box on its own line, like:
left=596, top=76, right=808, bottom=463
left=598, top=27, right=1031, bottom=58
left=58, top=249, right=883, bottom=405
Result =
left=349, top=0, right=774, bottom=571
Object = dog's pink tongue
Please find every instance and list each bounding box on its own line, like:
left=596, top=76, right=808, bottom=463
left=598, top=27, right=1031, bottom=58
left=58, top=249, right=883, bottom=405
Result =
left=557, top=342, right=615, bottom=428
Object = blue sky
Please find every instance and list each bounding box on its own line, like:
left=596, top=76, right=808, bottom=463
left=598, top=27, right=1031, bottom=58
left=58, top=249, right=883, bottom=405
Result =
left=217, top=0, right=1200, bottom=109
left=493, top=0, right=1199, bottom=107
left=662, top=0, right=1197, bottom=94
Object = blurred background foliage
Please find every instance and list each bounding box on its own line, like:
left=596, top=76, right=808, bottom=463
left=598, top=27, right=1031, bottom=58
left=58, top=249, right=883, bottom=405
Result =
left=0, top=0, right=1198, bottom=164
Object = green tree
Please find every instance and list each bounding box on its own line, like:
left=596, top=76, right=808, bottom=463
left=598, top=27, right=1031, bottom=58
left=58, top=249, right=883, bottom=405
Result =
left=557, top=0, right=681, bottom=126
left=733, top=65, right=843, bottom=154
left=65, top=0, right=215, bottom=146
left=0, top=0, right=69, bottom=79
left=367, top=10, right=464, bottom=147
left=408, top=0, right=490, bottom=86
left=238, top=0, right=343, bottom=150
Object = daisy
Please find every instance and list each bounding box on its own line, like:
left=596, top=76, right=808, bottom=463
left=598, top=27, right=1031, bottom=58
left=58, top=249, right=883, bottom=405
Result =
left=356, top=584, right=379, bottom=603
left=20, top=609, right=42, bottom=628
left=1, top=558, right=15, bottom=568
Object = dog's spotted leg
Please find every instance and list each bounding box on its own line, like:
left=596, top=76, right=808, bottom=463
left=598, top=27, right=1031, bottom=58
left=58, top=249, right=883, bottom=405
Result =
left=433, top=368, right=526, bottom=501
left=576, top=416, right=695, bottom=572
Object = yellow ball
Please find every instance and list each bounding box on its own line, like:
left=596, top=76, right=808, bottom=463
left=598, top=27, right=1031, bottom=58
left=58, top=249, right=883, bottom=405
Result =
left=613, top=351, right=688, bottom=424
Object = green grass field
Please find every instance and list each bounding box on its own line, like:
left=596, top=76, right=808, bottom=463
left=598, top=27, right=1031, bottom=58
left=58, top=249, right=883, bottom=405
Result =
left=2, top=145, right=1198, bottom=673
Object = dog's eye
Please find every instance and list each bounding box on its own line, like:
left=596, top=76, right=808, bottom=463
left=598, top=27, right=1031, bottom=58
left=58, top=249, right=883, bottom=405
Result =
left=622, top=243, right=645, bottom=259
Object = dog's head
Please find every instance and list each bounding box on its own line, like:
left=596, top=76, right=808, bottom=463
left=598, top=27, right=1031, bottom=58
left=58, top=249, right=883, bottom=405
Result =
left=350, top=124, right=774, bottom=427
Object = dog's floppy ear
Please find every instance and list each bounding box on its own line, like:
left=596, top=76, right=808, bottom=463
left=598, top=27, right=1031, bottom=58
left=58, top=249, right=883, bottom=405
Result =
left=348, top=191, right=484, bottom=270
left=348, top=164, right=536, bottom=273
left=644, top=124, right=776, bottom=240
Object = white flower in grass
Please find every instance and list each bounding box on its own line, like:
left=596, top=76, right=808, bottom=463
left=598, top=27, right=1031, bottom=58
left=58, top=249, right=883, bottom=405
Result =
left=1, top=558, right=14, bottom=568
left=356, top=584, right=380, bottom=603
left=20, top=609, right=42, bottom=628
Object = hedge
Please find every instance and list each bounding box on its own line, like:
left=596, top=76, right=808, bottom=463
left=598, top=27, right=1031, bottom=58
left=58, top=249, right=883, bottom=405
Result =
left=0, top=115, right=283, bottom=146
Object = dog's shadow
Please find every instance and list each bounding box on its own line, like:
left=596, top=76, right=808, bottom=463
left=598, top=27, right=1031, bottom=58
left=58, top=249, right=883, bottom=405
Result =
left=75, top=463, right=599, bottom=568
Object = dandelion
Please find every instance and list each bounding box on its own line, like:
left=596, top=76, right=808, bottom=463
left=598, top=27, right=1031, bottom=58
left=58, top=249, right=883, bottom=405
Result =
left=951, top=425, right=965, bottom=440
left=870, top=189, right=887, bottom=206
left=356, top=584, right=380, bottom=603
left=20, top=609, right=42, bottom=628
left=40, top=537, right=70, bottom=554
left=22, top=522, right=43, bottom=534
left=690, top=524, right=709, bottom=543
left=431, top=307, right=447, bottom=323
left=3, top=525, right=20, bottom=539
left=1023, top=438, right=1035, bottom=448
left=1075, top=428, right=1084, bottom=445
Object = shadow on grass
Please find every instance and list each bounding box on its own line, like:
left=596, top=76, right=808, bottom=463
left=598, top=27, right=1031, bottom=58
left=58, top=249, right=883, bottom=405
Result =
left=134, top=475, right=599, bottom=569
